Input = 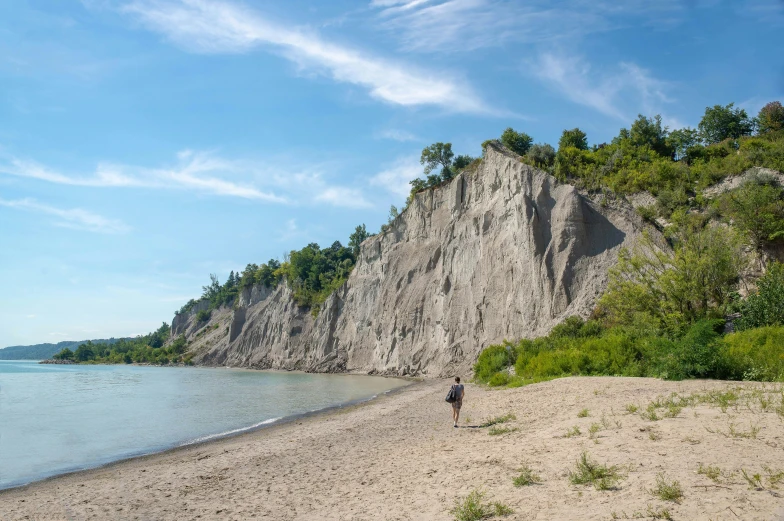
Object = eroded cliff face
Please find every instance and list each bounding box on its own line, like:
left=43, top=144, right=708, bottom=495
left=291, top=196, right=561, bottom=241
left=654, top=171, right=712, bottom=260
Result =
left=175, top=145, right=651, bottom=376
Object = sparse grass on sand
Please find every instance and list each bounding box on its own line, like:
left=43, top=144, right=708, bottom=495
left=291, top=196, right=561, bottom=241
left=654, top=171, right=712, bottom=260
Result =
left=451, top=490, right=513, bottom=521
left=650, top=473, right=683, bottom=503
left=479, top=413, right=516, bottom=428
left=512, top=464, right=541, bottom=487
left=488, top=426, right=518, bottom=436
left=569, top=452, right=624, bottom=490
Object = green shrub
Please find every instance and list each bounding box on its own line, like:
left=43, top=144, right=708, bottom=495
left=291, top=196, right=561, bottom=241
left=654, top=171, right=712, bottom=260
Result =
left=487, top=372, right=511, bottom=386
left=717, top=326, right=784, bottom=381
left=737, top=263, right=784, bottom=330
left=450, top=490, right=513, bottom=521
left=195, top=309, right=211, bottom=323
left=473, top=342, right=517, bottom=383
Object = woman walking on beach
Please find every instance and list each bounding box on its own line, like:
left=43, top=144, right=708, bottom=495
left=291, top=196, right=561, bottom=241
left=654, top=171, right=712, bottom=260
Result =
left=451, top=377, right=465, bottom=428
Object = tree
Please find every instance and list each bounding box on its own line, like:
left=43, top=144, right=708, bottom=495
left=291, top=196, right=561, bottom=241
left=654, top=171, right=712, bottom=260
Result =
left=420, top=142, right=454, bottom=180
left=526, top=143, right=556, bottom=168
left=74, top=342, right=96, bottom=362
left=201, top=274, right=220, bottom=301
left=667, top=127, right=701, bottom=161
left=349, top=224, right=370, bottom=256
left=598, top=223, right=747, bottom=333
left=698, top=103, right=754, bottom=144
left=757, top=101, right=784, bottom=134
left=53, top=348, right=74, bottom=360
left=736, top=262, right=784, bottom=330
left=718, top=176, right=784, bottom=249
left=558, top=128, right=588, bottom=151
left=453, top=154, right=475, bottom=171
left=500, top=127, right=533, bottom=156
left=629, top=114, right=672, bottom=157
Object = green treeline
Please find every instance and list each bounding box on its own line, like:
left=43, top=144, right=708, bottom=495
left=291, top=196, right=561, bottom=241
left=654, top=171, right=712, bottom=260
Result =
left=53, top=323, right=189, bottom=365
left=474, top=100, right=784, bottom=386
left=177, top=224, right=373, bottom=318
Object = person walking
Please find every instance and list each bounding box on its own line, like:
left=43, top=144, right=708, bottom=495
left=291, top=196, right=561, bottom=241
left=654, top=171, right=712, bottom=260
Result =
left=451, top=377, right=465, bottom=428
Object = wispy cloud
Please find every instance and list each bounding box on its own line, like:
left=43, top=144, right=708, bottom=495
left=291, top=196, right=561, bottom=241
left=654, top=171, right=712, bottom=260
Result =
left=1, top=150, right=376, bottom=209
left=529, top=52, right=671, bottom=120
left=370, top=156, right=421, bottom=198
left=369, top=0, right=685, bottom=53
left=0, top=151, right=285, bottom=202
left=0, top=197, right=131, bottom=234
left=119, top=0, right=489, bottom=113
left=375, top=129, right=419, bottom=142
left=314, top=187, right=372, bottom=209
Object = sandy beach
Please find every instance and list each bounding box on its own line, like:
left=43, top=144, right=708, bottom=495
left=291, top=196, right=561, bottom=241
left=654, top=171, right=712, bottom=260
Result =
left=2, top=376, right=784, bottom=520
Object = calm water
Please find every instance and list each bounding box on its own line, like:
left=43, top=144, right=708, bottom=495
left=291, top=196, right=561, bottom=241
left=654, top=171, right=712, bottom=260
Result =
left=0, top=361, right=408, bottom=489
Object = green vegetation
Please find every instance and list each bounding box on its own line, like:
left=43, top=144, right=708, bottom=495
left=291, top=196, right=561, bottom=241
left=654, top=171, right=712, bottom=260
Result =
left=450, top=490, right=513, bottom=521
left=53, top=323, right=190, bottom=365
left=473, top=111, right=784, bottom=386
left=176, top=223, right=376, bottom=318
left=512, top=464, right=541, bottom=487
left=577, top=408, right=589, bottom=418
left=479, top=413, right=516, bottom=428
left=649, top=474, right=683, bottom=502
left=569, top=452, right=624, bottom=490
left=488, top=426, right=517, bottom=436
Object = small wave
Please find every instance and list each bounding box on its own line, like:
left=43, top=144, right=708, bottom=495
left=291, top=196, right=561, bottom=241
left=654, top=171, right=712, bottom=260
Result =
left=182, top=417, right=282, bottom=445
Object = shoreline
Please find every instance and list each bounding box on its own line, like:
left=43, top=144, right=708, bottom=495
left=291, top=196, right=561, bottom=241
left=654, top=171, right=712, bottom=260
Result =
left=0, top=372, right=416, bottom=493
left=3, top=377, right=784, bottom=520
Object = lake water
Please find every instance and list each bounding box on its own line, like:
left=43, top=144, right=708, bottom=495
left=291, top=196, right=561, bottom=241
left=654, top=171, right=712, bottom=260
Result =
left=0, top=361, right=408, bottom=490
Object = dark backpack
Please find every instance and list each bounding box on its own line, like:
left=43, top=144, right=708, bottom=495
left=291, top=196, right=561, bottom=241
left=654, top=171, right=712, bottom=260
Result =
left=445, top=385, right=457, bottom=403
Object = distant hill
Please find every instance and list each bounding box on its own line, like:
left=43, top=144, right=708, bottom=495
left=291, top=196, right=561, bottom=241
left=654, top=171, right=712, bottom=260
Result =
left=0, top=339, right=124, bottom=360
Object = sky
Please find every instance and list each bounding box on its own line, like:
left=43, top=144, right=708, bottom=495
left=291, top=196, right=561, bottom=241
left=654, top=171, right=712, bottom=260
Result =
left=1, top=0, right=782, bottom=347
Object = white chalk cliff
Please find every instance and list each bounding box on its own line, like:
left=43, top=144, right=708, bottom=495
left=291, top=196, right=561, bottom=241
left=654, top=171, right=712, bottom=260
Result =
left=172, top=144, right=650, bottom=376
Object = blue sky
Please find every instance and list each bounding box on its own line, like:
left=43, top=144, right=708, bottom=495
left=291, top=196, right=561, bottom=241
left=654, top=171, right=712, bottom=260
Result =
left=1, top=0, right=782, bottom=347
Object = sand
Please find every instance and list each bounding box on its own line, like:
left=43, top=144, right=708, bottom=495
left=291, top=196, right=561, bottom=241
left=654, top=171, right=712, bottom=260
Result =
left=2, top=377, right=784, bottom=520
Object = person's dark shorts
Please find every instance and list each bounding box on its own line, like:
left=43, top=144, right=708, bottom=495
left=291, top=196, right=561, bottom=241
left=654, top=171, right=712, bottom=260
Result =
left=452, top=399, right=462, bottom=410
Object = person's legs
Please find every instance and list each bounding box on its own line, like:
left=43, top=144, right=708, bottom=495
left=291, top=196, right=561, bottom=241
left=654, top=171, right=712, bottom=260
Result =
left=454, top=403, right=461, bottom=426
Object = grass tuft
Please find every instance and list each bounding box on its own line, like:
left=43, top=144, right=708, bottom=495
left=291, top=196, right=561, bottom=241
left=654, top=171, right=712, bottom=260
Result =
left=697, top=463, right=721, bottom=482
left=624, top=403, right=639, bottom=414
left=650, top=473, right=683, bottom=503
left=513, top=464, right=541, bottom=487
left=479, top=413, right=516, bottom=428
left=577, top=408, right=590, bottom=418
left=451, top=490, right=513, bottom=521
left=569, top=452, right=624, bottom=490
left=488, top=426, right=518, bottom=436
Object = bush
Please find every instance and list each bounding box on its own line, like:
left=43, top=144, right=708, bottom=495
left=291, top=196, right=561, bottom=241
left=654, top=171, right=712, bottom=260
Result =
left=195, top=309, right=211, bottom=323
left=649, top=319, right=723, bottom=380
left=473, top=342, right=517, bottom=383
left=737, top=263, right=784, bottom=330
left=717, top=326, right=784, bottom=381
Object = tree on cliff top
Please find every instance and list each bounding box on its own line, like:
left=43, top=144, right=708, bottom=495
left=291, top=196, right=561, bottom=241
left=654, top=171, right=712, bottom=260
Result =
left=757, top=101, right=784, bottom=134
left=501, top=127, right=533, bottom=156
left=420, top=142, right=455, bottom=181
left=558, top=128, right=588, bottom=151
left=699, top=103, right=754, bottom=144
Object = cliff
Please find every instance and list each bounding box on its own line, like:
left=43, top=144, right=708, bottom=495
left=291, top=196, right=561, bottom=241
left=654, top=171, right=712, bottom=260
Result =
left=173, top=145, right=652, bottom=377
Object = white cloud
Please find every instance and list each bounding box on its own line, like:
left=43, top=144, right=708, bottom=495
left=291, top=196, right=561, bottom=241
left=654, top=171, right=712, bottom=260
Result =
left=0, top=150, right=378, bottom=210
left=120, top=0, right=488, bottom=113
left=529, top=53, right=672, bottom=121
left=0, top=197, right=131, bottom=234
left=1, top=151, right=285, bottom=202
left=375, top=129, right=419, bottom=142
left=314, top=187, right=372, bottom=209
left=370, top=0, right=687, bottom=53
left=370, top=157, right=421, bottom=198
